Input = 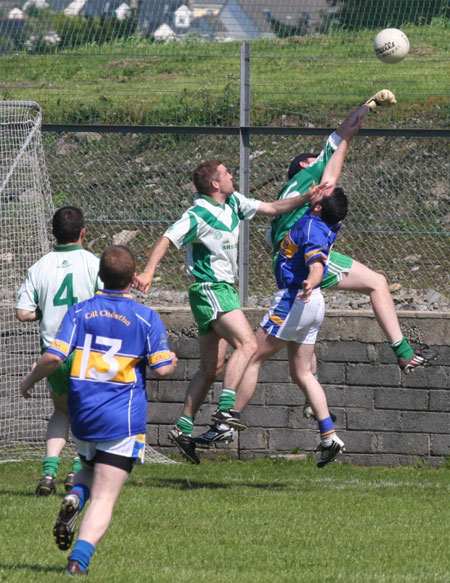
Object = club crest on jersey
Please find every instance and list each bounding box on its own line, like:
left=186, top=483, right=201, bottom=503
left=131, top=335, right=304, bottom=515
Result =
left=58, top=260, right=72, bottom=269
left=214, top=232, right=223, bottom=239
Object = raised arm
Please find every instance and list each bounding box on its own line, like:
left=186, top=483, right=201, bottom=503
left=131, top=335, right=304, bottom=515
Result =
left=257, top=182, right=330, bottom=217
left=335, top=89, right=396, bottom=142
left=134, top=236, right=172, bottom=294
left=335, top=104, right=370, bottom=142
left=320, top=138, right=350, bottom=190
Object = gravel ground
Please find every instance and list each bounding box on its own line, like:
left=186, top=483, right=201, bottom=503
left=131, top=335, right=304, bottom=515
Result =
left=144, top=285, right=450, bottom=312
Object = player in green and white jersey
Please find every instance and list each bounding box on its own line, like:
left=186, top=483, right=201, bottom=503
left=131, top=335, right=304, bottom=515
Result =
left=268, top=91, right=437, bottom=383
left=135, top=160, right=328, bottom=463
left=196, top=91, right=438, bottom=447
left=16, top=206, right=102, bottom=495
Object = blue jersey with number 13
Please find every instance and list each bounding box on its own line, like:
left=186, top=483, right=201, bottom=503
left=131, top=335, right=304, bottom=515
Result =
left=47, top=290, right=173, bottom=442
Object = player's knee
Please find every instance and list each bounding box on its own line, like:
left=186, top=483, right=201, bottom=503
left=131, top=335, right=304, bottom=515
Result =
left=371, top=270, right=389, bottom=292
left=233, top=334, right=257, bottom=359
left=214, top=361, right=224, bottom=380
left=244, top=336, right=258, bottom=359
left=202, top=366, right=221, bottom=385
left=359, top=267, right=389, bottom=293
left=289, top=366, right=311, bottom=387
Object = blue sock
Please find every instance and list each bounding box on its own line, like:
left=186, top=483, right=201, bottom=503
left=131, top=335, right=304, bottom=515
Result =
left=318, top=416, right=335, bottom=445
left=69, top=539, right=95, bottom=571
left=68, top=483, right=91, bottom=511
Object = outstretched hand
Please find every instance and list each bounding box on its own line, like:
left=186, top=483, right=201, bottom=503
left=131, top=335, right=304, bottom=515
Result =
left=308, top=181, right=333, bottom=207
left=365, top=89, right=396, bottom=111
left=20, top=362, right=37, bottom=399
left=297, top=279, right=313, bottom=303
left=134, top=272, right=153, bottom=294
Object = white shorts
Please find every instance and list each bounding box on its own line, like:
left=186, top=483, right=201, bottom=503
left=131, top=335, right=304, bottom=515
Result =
left=74, top=434, right=146, bottom=466
left=260, top=287, right=325, bottom=344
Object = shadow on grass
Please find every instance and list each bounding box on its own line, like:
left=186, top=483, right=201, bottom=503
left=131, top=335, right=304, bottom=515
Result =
left=137, top=477, right=294, bottom=491
left=0, top=489, right=51, bottom=497
left=0, top=563, right=63, bottom=574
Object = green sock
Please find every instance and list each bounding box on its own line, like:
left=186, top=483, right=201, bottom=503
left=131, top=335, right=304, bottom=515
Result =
left=218, top=388, right=236, bottom=411
left=176, top=415, right=194, bottom=435
left=42, top=456, right=60, bottom=478
left=389, top=337, right=414, bottom=360
left=72, top=457, right=82, bottom=473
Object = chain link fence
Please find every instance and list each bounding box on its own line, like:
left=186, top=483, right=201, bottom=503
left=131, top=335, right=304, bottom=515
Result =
left=1, top=2, right=448, bottom=128
left=2, top=0, right=448, bottom=305
left=42, top=128, right=449, bottom=306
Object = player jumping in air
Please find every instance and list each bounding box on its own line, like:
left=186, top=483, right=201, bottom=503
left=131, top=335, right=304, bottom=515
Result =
left=197, top=90, right=438, bottom=447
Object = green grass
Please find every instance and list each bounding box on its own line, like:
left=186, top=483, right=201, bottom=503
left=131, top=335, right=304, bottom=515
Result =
left=0, top=19, right=448, bottom=126
left=1, top=459, right=450, bottom=582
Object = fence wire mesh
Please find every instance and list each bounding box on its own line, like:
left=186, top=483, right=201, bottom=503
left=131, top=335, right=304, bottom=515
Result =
left=1, top=0, right=448, bottom=305
left=0, top=1, right=448, bottom=128
left=42, top=130, right=449, bottom=305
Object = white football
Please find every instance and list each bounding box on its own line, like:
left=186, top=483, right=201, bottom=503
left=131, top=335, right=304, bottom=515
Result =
left=374, top=28, right=410, bottom=64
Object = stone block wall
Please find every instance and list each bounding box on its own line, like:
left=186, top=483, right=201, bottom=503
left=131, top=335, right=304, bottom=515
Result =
left=147, top=308, right=450, bottom=467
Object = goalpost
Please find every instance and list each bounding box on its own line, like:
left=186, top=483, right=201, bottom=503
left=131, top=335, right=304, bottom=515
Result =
left=0, top=101, right=176, bottom=465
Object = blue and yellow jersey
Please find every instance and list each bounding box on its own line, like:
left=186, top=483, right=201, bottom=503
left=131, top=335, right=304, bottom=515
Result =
left=275, top=213, right=341, bottom=290
left=47, top=290, right=173, bottom=442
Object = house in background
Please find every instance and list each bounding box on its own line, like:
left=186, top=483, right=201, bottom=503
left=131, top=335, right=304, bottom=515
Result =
left=189, top=0, right=222, bottom=19
left=63, top=0, right=87, bottom=16
left=1, top=0, right=341, bottom=47
left=115, top=2, right=131, bottom=20
left=174, top=4, right=191, bottom=30
left=138, top=0, right=193, bottom=39
left=216, top=0, right=261, bottom=40
left=7, top=7, right=26, bottom=19
left=81, top=0, right=131, bottom=19
left=236, top=0, right=339, bottom=36
left=190, top=0, right=339, bottom=40
left=138, top=0, right=180, bottom=36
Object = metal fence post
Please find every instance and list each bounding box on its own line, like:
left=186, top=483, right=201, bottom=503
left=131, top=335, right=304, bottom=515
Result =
left=239, top=41, right=250, bottom=306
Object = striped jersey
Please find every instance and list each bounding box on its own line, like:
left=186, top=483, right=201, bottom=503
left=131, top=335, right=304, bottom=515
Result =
left=46, top=290, right=173, bottom=442
left=275, top=212, right=342, bottom=290
left=269, top=131, right=342, bottom=255
left=164, top=192, right=260, bottom=284
left=16, top=245, right=101, bottom=350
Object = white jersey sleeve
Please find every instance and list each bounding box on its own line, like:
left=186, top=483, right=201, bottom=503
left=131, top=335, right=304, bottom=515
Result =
left=17, top=246, right=101, bottom=349
left=163, top=210, right=198, bottom=250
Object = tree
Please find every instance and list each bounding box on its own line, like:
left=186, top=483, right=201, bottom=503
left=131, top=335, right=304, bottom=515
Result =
left=264, top=10, right=310, bottom=38
left=329, top=0, right=449, bottom=29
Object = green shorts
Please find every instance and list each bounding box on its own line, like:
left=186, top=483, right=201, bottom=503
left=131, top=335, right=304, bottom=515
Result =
left=321, top=251, right=354, bottom=289
left=46, top=352, right=74, bottom=396
left=189, top=282, right=241, bottom=336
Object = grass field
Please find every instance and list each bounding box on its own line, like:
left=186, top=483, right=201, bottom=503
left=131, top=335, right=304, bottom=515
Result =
left=0, top=20, right=448, bottom=126
left=1, top=459, right=449, bottom=582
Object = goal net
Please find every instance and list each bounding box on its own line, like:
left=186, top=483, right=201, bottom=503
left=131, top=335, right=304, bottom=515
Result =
left=0, top=101, right=176, bottom=465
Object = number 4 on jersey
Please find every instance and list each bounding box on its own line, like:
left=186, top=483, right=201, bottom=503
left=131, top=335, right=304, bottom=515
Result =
left=53, top=273, right=78, bottom=307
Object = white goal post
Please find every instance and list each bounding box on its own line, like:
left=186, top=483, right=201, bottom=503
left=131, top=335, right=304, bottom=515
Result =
left=0, top=101, right=176, bottom=465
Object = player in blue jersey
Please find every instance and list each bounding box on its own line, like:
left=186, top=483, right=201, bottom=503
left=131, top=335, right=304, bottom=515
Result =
left=16, top=206, right=101, bottom=496
left=20, top=245, right=177, bottom=576
left=240, top=188, right=349, bottom=467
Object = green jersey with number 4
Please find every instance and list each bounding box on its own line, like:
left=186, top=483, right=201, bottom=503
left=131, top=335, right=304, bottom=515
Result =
left=16, top=244, right=101, bottom=349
